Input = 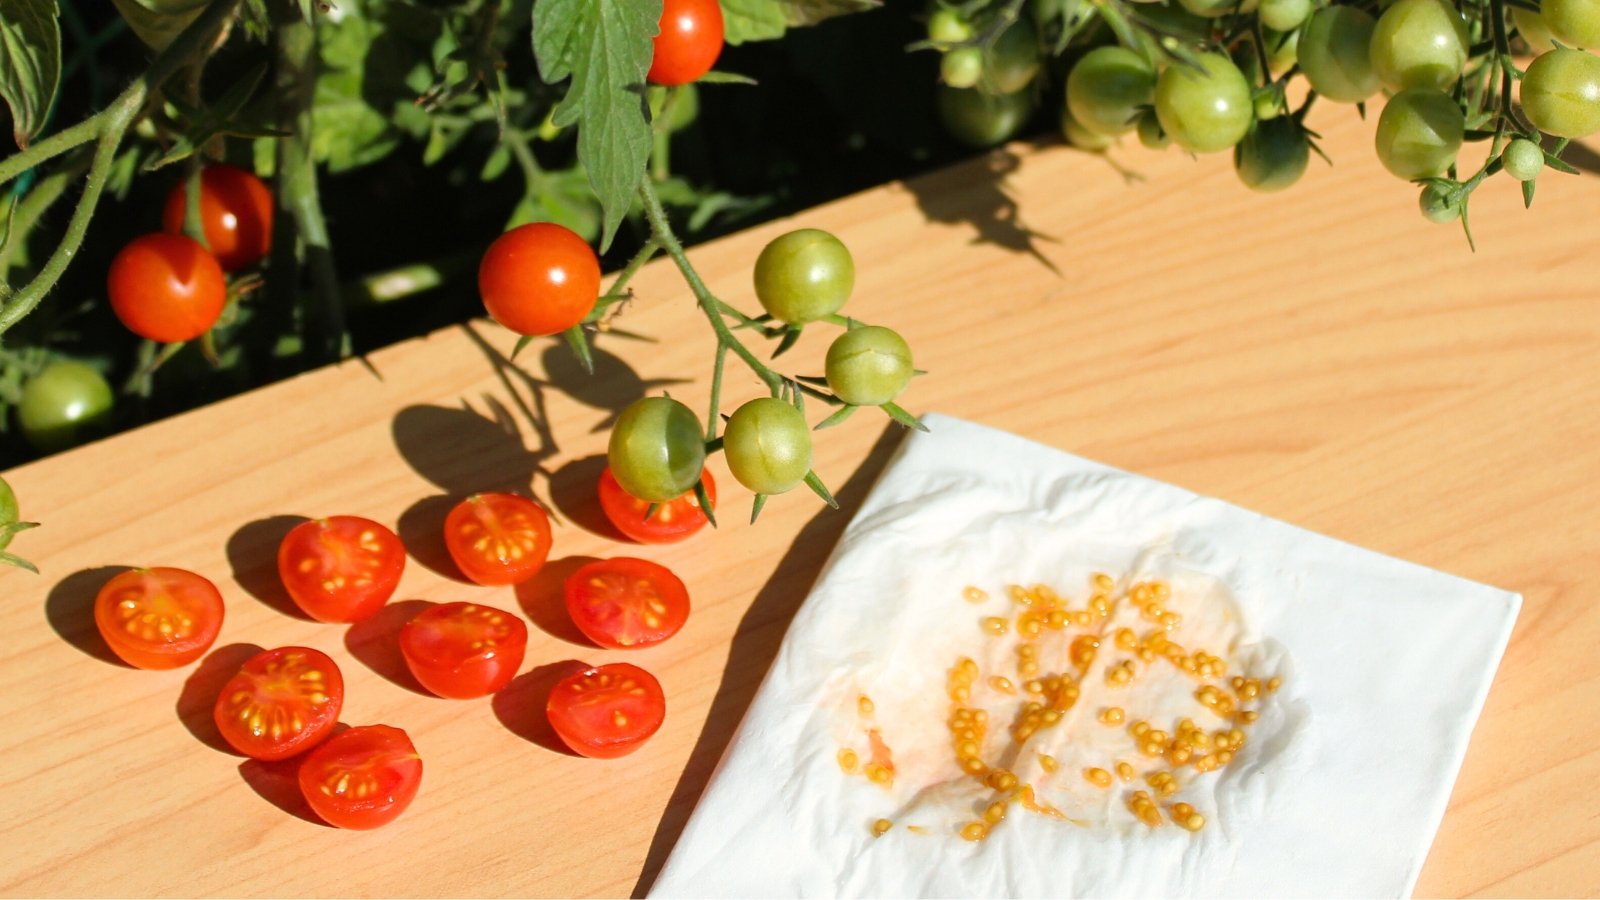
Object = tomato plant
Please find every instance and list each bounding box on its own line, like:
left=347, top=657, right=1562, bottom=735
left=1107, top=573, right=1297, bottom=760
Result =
left=93, top=566, right=224, bottom=669
left=648, top=0, right=724, bottom=86
left=106, top=233, right=227, bottom=343
left=478, top=222, right=601, bottom=338
left=161, top=164, right=274, bottom=272
left=399, top=601, right=528, bottom=698
left=278, top=516, right=406, bottom=623
left=298, top=724, right=423, bottom=830
left=598, top=465, right=716, bottom=544
left=16, top=361, right=114, bottom=453
left=547, top=662, right=666, bottom=758
left=213, top=647, right=344, bottom=760
left=565, top=557, right=691, bottom=649
left=0, top=475, right=38, bottom=572
left=607, top=397, right=707, bottom=503
left=443, top=492, right=553, bottom=586
left=1235, top=118, right=1311, bottom=193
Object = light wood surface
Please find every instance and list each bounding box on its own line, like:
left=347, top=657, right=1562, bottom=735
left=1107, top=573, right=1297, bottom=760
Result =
left=2, top=100, right=1597, bottom=898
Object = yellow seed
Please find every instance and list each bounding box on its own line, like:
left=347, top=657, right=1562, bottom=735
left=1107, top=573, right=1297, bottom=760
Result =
left=1172, top=802, right=1195, bottom=818
left=1267, top=676, right=1282, bottom=692
left=1038, top=754, right=1058, bottom=774
left=1071, top=611, right=1092, bottom=626
left=972, top=710, right=988, bottom=726
left=1008, top=585, right=1028, bottom=604
left=1114, top=628, right=1139, bottom=650
left=950, top=686, right=971, bottom=703
left=957, top=740, right=980, bottom=758
left=963, top=586, right=988, bottom=603
left=988, top=676, right=1015, bottom=694
left=1018, top=616, right=1043, bottom=638
left=1094, top=705, right=1122, bottom=723
left=986, top=769, right=1018, bottom=791
left=1018, top=660, right=1040, bottom=677
left=858, top=695, right=875, bottom=717
left=1238, top=710, right=1260, bottom=724
left=960, top=822, right=988, bottom=842
left=1040, top=710, right=1062, bottom=725
left=1148, top=730, right=1169, bottom=745
left=866, top=764, right=893, bottom=786
left=1107, top=662, right=1134, bottom=687
left=1046, top=610, right=1069, bottom=630
left=981, top=616, right=1009, bottom=636
left=962, top=757, right=988, bottom=776
left=1167, top=746, right=1193, bottom=767
left=873, top=818, right=893, bottom=836
left=1017, top=644, right=1038, bottom=659
left=838, top=749, right=859, bottom=773
left=1093, top=573, right=1114, bottom=592
left=1131, top=721, right=1150, bottom=737
left=1024, top=679, right=1044, bottom=694
left=983, top=802, right=1008, bottom=825
left=1181, top=812, right=1205, bottom=831
left=1084, top=768, right=1113, bottom=788
left=1070, top=635, right=1100, bottom=669
left=1116, top=761, right=1135, bottom=781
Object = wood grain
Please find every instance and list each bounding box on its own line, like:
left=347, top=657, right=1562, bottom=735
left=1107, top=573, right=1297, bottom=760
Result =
left=1, top=100, right=1596, bottom=898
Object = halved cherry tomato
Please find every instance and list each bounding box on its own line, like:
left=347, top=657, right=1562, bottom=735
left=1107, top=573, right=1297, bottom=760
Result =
left=93, top=567, right=224, bottom=669
left=213, top=647, right=343, bottom=760
left=565, top=557, right=690, bottom=649
left=443, top=493, right=552, bottom=586
left=399, top=602, right=528, bottom=699
left=547, top=663, right=666, bottom=758
left=161, top=164, right=274, bottom=272
left=298, top=724, right=422, bottom=830
left=597, top=465, right=716, bottom=544
left=277, top=516, right=405, bottom=623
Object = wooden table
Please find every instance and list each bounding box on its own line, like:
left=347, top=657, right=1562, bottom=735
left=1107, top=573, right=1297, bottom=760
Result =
left=3, top=100, right=1597, bottom=898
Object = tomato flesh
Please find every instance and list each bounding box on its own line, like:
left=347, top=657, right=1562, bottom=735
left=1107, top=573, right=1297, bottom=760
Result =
left=565, top=558, right=690, bottom=649
left=547, top=663, right=666, bottom=758
left=298, top=725, right=422, bottom=830
left=93, top=567, right=224, bottom=669
left=213, top=647, right=343, bottom=760
left=598, top=466, right=715, bottom=544
left=443, top=493, right=553, bottom=586
left=399, top=602, right=528, bottom=699
left=278, top=516, right=405, bottom=623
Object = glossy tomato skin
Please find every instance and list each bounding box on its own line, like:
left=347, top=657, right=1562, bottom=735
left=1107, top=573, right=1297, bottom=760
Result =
left=298, top=725, right=422, bottom=830
left=598, top=465, right=715, bottom=544
left=93, top=567, right=224, bottom=669
left=648, top=0, right=724, bottom=86
left=106, top=233, right=227, bottom=343
left=16, top=360, right=114, bottom=453
left=213, top=647, right=343, bottom=760
left=399, top=602, right=528, bottom=698
left=478, top=222, right=601, bottom=337
left=443, top=493, right=553, bottom=586
left=547, top=663, right=666, bottom=758
left=161, top=164, right=274, bottom=271
left=278, top=516, right=406, bottom=623
left=565, top=557, right=691, bottom=649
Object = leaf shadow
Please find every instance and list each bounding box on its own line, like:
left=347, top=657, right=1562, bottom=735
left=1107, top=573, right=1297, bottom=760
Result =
left=901, top=144, right=1060, bottom=274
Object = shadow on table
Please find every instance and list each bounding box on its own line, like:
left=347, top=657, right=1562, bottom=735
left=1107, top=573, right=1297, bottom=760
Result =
left=902, top=144, right=1060, bottom=274
left=630, top=423, right=907, bottom=897
left=492, top=659, right=591, bottom=756
left=548, top=453, right=630, bottom=541
left=177, top=642, right=264, bottom=755
left=345, top=599, right=435, bottom=696
left=239, top=739, right=340, bottom=826
left=226, top=515, right=313, bottom=620
left=515, top=554, right=603, bottom=647
left=45, top=566, right=131, bottom=667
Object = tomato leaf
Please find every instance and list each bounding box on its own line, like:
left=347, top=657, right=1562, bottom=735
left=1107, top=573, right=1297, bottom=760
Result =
left=109, top=0, right=205, bottom=51
left=720, top=0, right=876, bottom=44
left=533, top=0, right=659, bottom=251
left=0, top=550, right=38, bottom=574
left=562, top=323, right=595, bottom=374
left=803, top=471, right=839, bottom=508
left=694, top=478, right=717, bottom=528
left=881, top=401, right=928, bottom=432
left=0, top=0, right=61, bottom=150
left=814, top=404, right=857, bottom=430
left=695, top=70, right=757, bottom=85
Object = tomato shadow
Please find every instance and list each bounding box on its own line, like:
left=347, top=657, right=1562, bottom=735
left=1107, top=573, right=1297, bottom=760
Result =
left=903, top=144, right=1061, bottom=274
left=225, top=514, right=314, bottom=620
left=238, top=752, right=332, bottom=827
left=514, top=555, right=603, bottom=647
left=44, top=566, right=130, bottom=667
left=397, top=493, right=471, bottom=582
left=629, top=423, right=907, bottom=898
left=344, top=599, right=435, bottom=696
left=491, top=660, right=591, bottom=756
left=177, top=642, right=264, bottom=756
left=537, top=339, right=688, bottom=434
left=391, top=400, right=544, bottom=501
left=548, top=453, right=629, bottom=541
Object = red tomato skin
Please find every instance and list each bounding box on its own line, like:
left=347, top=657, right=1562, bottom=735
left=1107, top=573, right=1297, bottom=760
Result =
left=547, top=663, right=666, bottom=758
left=597, top=466, right=716, bottom=544
left=212, top=646, right=344, bottom=761
left=298, top=725, right=423, bottom=830
left=93, top=566, right=224, bottom=669
left=443, top=493, right=553, bottom=586
left=277, top=516, right=406, bottom=623
left=477, top=223, right=601, bottom=337
left=106, top=233, right=227, bottom=343
left=161, top=164, right=274, bottom=272
left=399, top=602, right=528, bottom=699
left=649, top=0, right=725, bottom=86
left=565, top=557, right=691, bottom=650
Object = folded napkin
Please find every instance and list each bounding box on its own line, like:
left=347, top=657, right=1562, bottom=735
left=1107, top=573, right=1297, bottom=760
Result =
left=651, top=414, right=1519, bottom=898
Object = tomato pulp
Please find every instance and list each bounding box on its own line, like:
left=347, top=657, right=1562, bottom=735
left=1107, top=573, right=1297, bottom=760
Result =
left=214, top=646, right=344, bottom=760
left=93, top=566, right=224, bottom=669
left=399, top=602, right=528, bottom=698
left=298, top=725, right=423, bottom=829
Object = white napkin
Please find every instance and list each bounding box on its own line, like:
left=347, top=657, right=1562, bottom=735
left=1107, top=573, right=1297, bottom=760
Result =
left=651, top=414, right=1519, bottom=898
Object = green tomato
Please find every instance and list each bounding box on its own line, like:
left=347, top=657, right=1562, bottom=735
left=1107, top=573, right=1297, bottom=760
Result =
left=109, top=0, right=206, bottom=51
left=1512, top=6, right=1558, bottom=53
left=1370, top=0, right=1469, bottom=91
left=753, top=229, right=855, bottom=325
left=1521, top=48, right=1600, bottom=139
left=985, top=16, right=1040, bottom=94
left=1544, top=0, right=1600, bottom=50
left=928, top=6, right=974, bottom=43
left=1260, top=0, right=1313, bottom=32
left=1374, top=88, right=1465, bottom=179
left=17, top=361, right=113, bottom=453
left=1299, top=7, right=1382, bottom=102
left=723, top=398, right=813, bottom=495
left=1137, top=111, right=1172, bottom=149
left=1066, top=46, right=1157, bottom=136
left=1418, top=182, right=1461, bottom=223
left=1179, top=0, right=1258, bottom=18
left=1235, top=117, right=1311, bottom=192
left=1502, top=137, right=1545, bottom=181
left=825, top=326, right=914, bottom=407
left=942, top=47, right=984, bottom=89
left=1061, top=109, right=1116, bottom=151
left=0, top=476, right=19, bottom=553
left=1154, top=53, right=1254, bottom=154
left=607, top=396, right=707, bottom=502
left=937, top=84, right=1036, bottom=147
left=1265, top=27, right=1300, bottom=75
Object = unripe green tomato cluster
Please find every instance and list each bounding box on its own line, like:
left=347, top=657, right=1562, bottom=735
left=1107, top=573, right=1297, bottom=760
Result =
left=1374, top=88, right=1465, bottom=179
left=723, top=398, right=813, bottom=496
left=1154, top=53, right=1254, bottom=154
left=932, top=9, right=1044, bottom=145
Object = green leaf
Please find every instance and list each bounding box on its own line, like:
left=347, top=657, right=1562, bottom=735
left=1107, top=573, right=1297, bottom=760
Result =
left=108, top=0, right=204, bottom=51
left=694, top=478, right=717, bottom=527
left=803, top=470, right=839, bottom=508
left=749, top=492, right=768, bottom=523
left=695, top=69, right=757, bottom=84
left=814, top=404, right=857, bottom=430
left=0, top=0, right=61, bottom=149
left=881, top=401, right=929, bottom=432
left=1522, top=178, right=1535, bottom=209
left=511, top=334, right=535, bottom=360
left=562, top=323, right=594, bottom=374
left=721, top=0, right=786, bottom=44
left=0, top=550, right=38, bottom=574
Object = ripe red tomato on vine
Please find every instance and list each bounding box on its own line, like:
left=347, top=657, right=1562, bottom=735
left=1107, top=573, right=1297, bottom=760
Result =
left=648, top=0, right=724, bottom=86
left=106, top=233, right=227, bottom=343
left=161, top=164, right=274, bottom=272
left=478, top=222, right=601, bottom=337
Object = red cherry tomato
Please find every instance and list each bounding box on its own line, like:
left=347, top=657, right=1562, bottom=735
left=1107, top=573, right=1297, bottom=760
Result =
left=649, top=0, right=724, bottom=86
left=277, top=516, right=406, bottom=623
left=399, top=602, right=528, bottom=699
left=213, top=647, right=343, bottom=760
left=298, top=725, right=422, bottom=830
left=547, top=663, right=666, bottom=758
left=161, top=164, right=274, bottom=272
left=106, top=233, right=227, bottom=343
left=598, top=465, right=716, bottom=544
left=93, top=566, right=224, bottom=669
left=477, top=222, right=601, bottom=337
left=565, top=557, right=690, bottom=649
left=443, top=493, right=553, bottom=586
